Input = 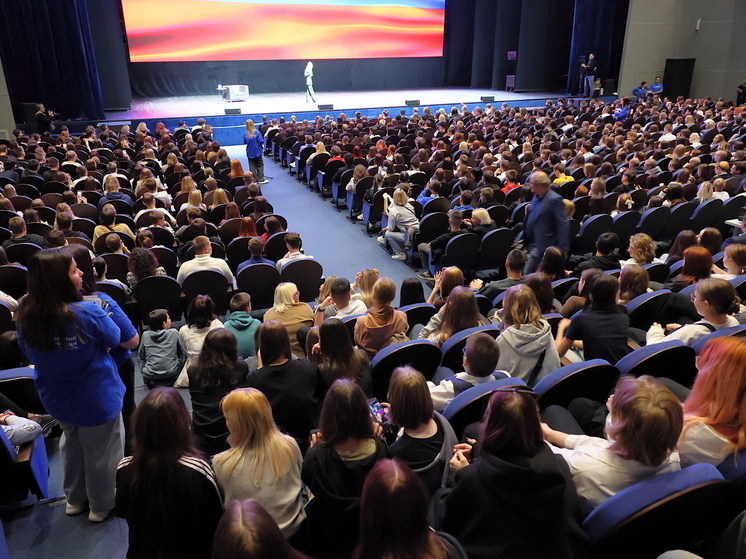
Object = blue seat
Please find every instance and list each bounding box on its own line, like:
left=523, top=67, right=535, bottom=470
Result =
left=443, top=377, right=528, bottom=441
left=440, top=325, right=501, bottom=372
left=730, top=274, right=746, bottom=300
left=678, top=283, right=698, bottom=298
left=616, top=340, right=697, bottom=388
left=0, top=421, right=50, bottom=505
left=572, top=213, right=613, bottom=255
left=534, top=359, right=619, bottom=411
left=434, top=233, right=480, bottom=277
left=625, top=289, right=672, bottom=330
left=370, top=340, right=442, bottom=402
left=637, top=206, right=670, bottom=240
left=583, top=464, right=728, bottom=559
left=0, top=368, right=45, bottom=413
left=339, top=313, right=365, bottom=341
left=691, top=325, right=746, bottom=354
left=399, top=303, right=437, bottom=337
left=551, top=277, right=579, bottom=303
left=641, top=262, right=670, bottom=284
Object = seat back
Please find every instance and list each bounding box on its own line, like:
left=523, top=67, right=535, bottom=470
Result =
left=625, top=289, right=671, bottom=330
left=439, top=233, right=481, bottom=275
left=611, top=211, right=639, bottom=252
left=279, top=259, right=323, bottom=303
left=551, top=277, right=580, bottom=303
left=264, top=232, right=290, bottom=262
left=236, top=263, right=280, bottom=311
left=443, top=377, right=528, bottom=441
left=637, top=206, right=670, bottom=240
left=226, top=237, right=252, bottom=273
left=399, top=303, right=437, bottom=335
left=730, top=274, right=746, bottom=300
left=413, top=212, right=449, bottom=246
left=421, top=197, right=451, bottom=216
left=132, top=275, right=183, bottom=322
left=616, top=340, right=697, bottom=388
left=534, top=359, right=620, bottom=410
left=691, top=324, right=746, bottom=354
left=101, top=253, right=130, bottom=283
left=476, top=228, right=514, bottom=272
left=181, top=270, right=231, bottom=315
left=370, top=340, right=443, bottom=402
left=641, top=262, right=670, bottom=284
left=689, top=198, right=723, bottom=232
left=583, top=464, right=728, bottom=559
left=4, top=243, right=42, bottom=268
left=574, top=213, right=613, bottom=255
left=660, top=202, right=696, bottom=242
left=150, top=246, right=178, bottom=278
left=440, top=325, right=501, bottom=372
left=0, top=265, right=28, bottom=299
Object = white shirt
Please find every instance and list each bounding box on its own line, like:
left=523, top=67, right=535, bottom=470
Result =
left=550, top=435, right=680, bottom=508
left=679, top=421, right=734, bottom=468
left=323, top=299, right=368, bottom=320
left=176, top=253, right=234, bottom=286
left=428, top=372, right=509, bottom=412
left=646, top=316, right=740, bottom=346
left=276, top=251, right=313, bottom=272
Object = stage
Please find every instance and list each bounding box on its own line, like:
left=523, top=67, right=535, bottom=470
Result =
left=106, top=88, right=569, bottom=121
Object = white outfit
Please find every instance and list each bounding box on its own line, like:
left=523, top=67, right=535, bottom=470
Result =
left=0, top=289, right=18, bottom=311
left=678, top=421, right=734, bottom=468
left=322, top=299, right=368, bottom=320
left=712, top=191, right=730, bottom=201
left=175, top=318, right=223, bottom=386
left=176, top=254, right=234, bottom=286
left=550, top=434, right=680, bottom=508
left=275, top=251, right=314, bottom=272
left=212, top=440, right=306, bottom=537
left=646, top=316, right=740, bottom=346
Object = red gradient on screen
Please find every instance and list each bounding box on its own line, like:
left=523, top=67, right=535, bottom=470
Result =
left=122, top=1, right=445, bottom=62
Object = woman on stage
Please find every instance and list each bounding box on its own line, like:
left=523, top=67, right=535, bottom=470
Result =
left=304, top=61, right=317, bottom=104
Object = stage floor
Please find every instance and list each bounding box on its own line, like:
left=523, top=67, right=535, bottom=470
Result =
left=106, top=88, right=566, bottom=121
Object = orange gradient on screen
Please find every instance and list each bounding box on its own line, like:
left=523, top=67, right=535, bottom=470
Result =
left=122, top=1, right=445, bottom=62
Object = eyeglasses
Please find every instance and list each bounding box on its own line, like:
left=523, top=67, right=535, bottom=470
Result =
left=493, top=386, right=536, bottom=396
left=690, top=292, right=699, bottom=302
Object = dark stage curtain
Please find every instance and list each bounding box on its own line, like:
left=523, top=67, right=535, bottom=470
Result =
left=567, top=0, right=630, bottom=95
left=0, top=0, right=104, bottom=122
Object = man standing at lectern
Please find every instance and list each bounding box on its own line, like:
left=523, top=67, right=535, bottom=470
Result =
left=305, top=61, right=317, bottom=104
left=582, top=53, right=597, bottom=99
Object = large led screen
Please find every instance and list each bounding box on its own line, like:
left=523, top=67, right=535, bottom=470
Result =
left=122, top=0, right=446, bottom=62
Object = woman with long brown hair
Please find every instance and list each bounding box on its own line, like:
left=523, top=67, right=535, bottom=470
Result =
left=354, top=277, right=408, bottom=358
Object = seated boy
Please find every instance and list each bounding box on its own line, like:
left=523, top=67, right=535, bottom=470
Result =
left=223, top=292, right=261, bottom=359
left=138, top=309, right=185, bottom=388
left=428, top=333, right=507, bottom=411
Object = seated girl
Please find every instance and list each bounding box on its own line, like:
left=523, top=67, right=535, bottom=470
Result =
left=418, top=286, right=488, bottom=346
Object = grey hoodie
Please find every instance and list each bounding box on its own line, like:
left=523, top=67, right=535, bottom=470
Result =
left=138, top=328, right=186, bottom=379
left=495, top=319, right=561, bottom=385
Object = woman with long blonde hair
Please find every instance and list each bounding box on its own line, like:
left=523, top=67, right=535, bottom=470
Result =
left=263, top=283, right=314, bottom=358
left=353, top=268, right=379, bottom=308
left=212, top=388, right=305, bottom=538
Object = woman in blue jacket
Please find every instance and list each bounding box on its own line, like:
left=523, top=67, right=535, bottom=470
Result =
left=244, top=119, right=267, bottom=184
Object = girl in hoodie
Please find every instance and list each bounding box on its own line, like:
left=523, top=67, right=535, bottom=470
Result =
left=496, top=285, right=561, bottom=386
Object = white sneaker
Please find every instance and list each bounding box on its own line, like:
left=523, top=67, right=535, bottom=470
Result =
left=89, top=509, right=112, bottom=523
left=65, top=502, right=85, bottom=516
left=258, top=179, right=269, bottom=184
left=376, top=236, right=386, bottom=244
left=391, top=252, right=406, bottom=260
left=356, top=214, right=365, bottom=220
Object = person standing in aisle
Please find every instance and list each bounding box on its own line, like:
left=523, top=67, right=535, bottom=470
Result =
left=244, top=119, right=268, bottom=185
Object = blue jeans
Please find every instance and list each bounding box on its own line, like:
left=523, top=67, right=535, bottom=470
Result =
left=585, top=75, right=595, bottom=98
left=385, top=229, right=408, bottom=254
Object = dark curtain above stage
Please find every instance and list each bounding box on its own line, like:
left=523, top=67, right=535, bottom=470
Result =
left=567, top=0, right=630, bottom=95
left=0, top=0, right=104, bottom=122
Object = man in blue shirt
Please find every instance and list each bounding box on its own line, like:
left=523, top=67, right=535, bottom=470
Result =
left=523, top=172, right=569, bottom=273
left=650, top=76, right=664, bottom=97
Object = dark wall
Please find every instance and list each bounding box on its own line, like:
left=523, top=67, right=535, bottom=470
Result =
left=516, top=0, right=575, bottom=91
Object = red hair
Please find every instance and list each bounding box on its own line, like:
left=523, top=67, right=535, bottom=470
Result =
left=683, top=337, right=746, bottom=449
left=678, top=246, right=712, bottom=286
left=238, top=217, right=258, bottom=238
